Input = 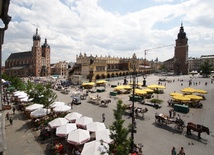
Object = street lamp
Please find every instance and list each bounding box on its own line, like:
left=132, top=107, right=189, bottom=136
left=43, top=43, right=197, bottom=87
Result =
left=142, top=74, right=147, bottom=87
left=0, top=0, right=11, bottom=111
left=131, top=59, right=137, bottom=153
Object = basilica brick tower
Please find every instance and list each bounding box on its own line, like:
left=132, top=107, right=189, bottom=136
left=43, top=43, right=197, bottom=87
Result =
left=32, top=28, right=51, bottom=76
left=5, top=28, right=51, bottom=77
left=174, top=23, right=189, bottom=75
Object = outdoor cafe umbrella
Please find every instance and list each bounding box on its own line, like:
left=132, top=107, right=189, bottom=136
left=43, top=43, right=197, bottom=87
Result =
left=181, top=87, right=195, bottom=93
left=67, top=129, right=90, bottom=145
left=82, top=82, right=95, bottom=86
left=30, top=108, right=50, bottom=118
left=48, top=118, right=69, bottom=129
left=184, top=95, right=203, bottom=100
left=147, top=84, right=166, bottom=89
left=194, top=89, right=208, bottom=94
left=64, top=112, right=82, bottom=122
left=169, top=92, right=183, bottom=96
left=50, top=101, right=65, bottom=108
left=142, top=88, right=154, bottom=93
left=96, top=80, right=108, bottom=84
left=86, top=122, right=106, bottom=132
left=95, top=129, right=113, bottom=144
left=53, top=105, right=71, bottom=113
left=75, top=116, right=93, bottom=128
left=81, top=140, right=109, bottom=155
left=172, top=95, right=191, bottom=101
left=20, top=97, right=34, bottom=102
left=25, top=104, right=44, bottom=112
left=56, top=123, right=77, bottom=137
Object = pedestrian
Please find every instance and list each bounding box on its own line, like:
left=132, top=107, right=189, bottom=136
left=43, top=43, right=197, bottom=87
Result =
left=102, top=113, right=105, bottom=122
left=169, top=109, right=172, bottom=118
left=171, top=147, right=177, bottom=155
left=9, top=117, right=13, bottom=125
left=6, top=112, right=9, bottom=120
left=178, top=147, right=185, bottom=155
left=70, top=102, right=73, bottom=109
left=12, top=107, right=16, bottom=114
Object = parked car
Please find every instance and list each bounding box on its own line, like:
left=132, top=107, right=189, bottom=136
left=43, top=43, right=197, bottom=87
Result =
left=72, top=96, right=81, bottom=105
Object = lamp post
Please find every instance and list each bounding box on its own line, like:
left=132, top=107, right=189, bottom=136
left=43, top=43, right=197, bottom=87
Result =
left=142, top=74, right=147, bottom=87
left=131, top=60, right=137, bottom=153
left=0, top=0, right=11, bottom=111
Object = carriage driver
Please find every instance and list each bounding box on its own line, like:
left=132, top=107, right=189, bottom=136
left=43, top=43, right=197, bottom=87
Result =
left=175, top=114, right=181, bottom=121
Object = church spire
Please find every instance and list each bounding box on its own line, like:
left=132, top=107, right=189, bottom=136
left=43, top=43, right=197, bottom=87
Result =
left=33, top=28, right=41, bottom=41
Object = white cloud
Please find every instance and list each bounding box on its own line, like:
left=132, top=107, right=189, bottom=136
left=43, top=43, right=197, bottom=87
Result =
left=2, top=0, right=214, bottom=65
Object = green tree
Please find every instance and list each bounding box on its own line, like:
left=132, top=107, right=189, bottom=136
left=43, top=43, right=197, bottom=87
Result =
left=28, top=83, right=57, bottom=109
left=200, top=61, right=213, bottom=78
left=2, top=74, right=26, bottom=90
left=109, top=100, right=130, bottom=155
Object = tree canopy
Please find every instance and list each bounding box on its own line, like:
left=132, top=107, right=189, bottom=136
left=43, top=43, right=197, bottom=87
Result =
left=200, top=61, right=213, bottom=77
left=109, top=100, right=130, bottom=155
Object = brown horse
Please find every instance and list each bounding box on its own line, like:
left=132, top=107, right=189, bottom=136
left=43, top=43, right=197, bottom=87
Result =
left=186, top=122, right=210, bottom=139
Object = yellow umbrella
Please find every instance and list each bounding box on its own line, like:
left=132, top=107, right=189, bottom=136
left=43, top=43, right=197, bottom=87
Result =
left=114, top=85, right=131, bottom=90
left=135, top=90, right=147, bottom=95
left=194, top=89, right=208, bottom=94
left=142, top=88, right=154, bottom=93
left=82, top=82, right=95, bottom=86
left=184, top=95, right=203, bottom=100
left=173, top=95, right=191, bottom=101
left=169, top=92, right=183, bottom=96
left=96, top=80, right=108, bottom=84
left=181, top=87, right=195, bottom=93
left=147, top=84, right=165, bottom=89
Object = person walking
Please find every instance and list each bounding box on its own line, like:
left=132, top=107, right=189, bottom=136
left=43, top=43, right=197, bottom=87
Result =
left=171, top=147, right=176, bottom=155
left=178, top=147, right=185, bottom=155
left=102, top=113, right=105, bottom=122
left=9, top=117, right=13, bottom=125
left=12, top=107, right=16, bottom=114
left=6, top=112, right=9, bottom=120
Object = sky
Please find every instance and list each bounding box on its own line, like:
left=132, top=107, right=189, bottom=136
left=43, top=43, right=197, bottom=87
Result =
left=1, top=0, right=214, bottom=65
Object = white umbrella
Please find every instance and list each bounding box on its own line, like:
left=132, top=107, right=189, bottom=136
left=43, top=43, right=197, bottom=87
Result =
left=17, top=93, right=28, bottom=99
left=81, top=140, right=109, bottom=155
left=95, top=129, right=113, bottom=144
left=56, top=123, right=77, bottom=137
left=53, top=105, right=71, bottom=112
left=64, top=112, right=82, bottom=122
left=13, top=91, right=26, bottom=96
left=30, top=108, right=50, bottom=118
left=48, top=118, right=69, bottom=128
left=50, top=101, right=65, bottom=108
left=86, top=122, right=106, bottom=132
left=75, top=116, right=93, bottom=128
left=25, top=104, right=44, bottom=111
left=67, top=129, right=90, bottom=145
left=20, top=97, right=34, bottom=102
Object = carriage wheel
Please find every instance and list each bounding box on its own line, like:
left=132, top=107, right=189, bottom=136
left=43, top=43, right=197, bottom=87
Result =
left=155, top=118, right=162, bottom=125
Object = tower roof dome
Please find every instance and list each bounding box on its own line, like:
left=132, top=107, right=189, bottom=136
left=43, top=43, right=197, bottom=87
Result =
left=33, top=28, right=41, bottom=41
left=42, top=39, right=50, bottom=48
left=177, top=23, right=187, bottom=39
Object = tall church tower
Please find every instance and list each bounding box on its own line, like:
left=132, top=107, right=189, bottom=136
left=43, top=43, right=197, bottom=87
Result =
left=32, top=28, right=42, bottom=77
left=41, top=39, right=51, bottom=76
left=174, top=23, right=189, bottom=75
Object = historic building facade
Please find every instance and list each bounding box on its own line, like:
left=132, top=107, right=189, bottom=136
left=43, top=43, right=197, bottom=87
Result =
left=174, top=23, right=189, bottom=75
left=4, top=29, right=51, bottom=77
left=51, top=61, right=69, bottom=78
left=69, top=53, right=152, bottom=82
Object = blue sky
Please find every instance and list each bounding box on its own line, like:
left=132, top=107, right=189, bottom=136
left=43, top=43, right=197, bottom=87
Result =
left=1, top=0, right=214, bottom=65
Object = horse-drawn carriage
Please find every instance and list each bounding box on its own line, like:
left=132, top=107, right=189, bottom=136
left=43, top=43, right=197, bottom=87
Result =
left=100, top=98, right=111, bottom=107
left=123, top=104, right=148, bottom=118
left=87, top=95, right=101, bottom=105
left=155, top=113, right=185, bottom=132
